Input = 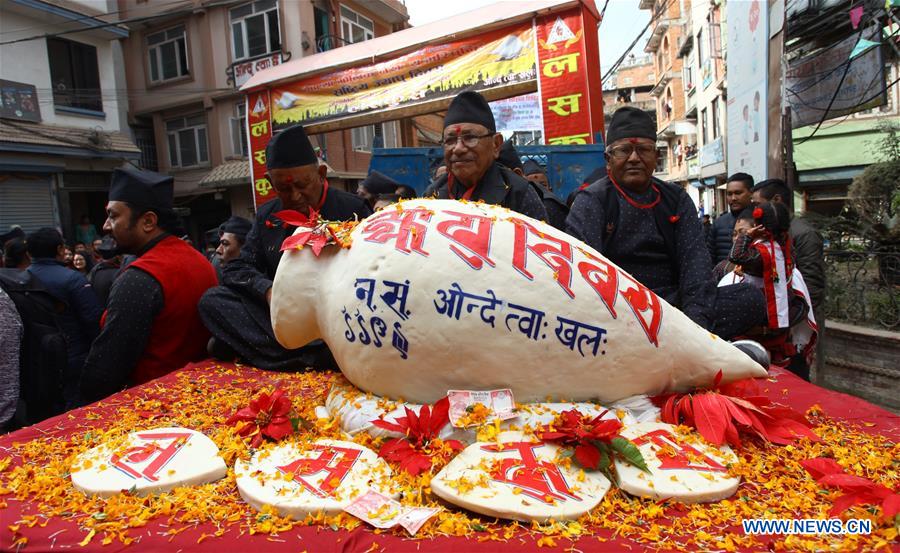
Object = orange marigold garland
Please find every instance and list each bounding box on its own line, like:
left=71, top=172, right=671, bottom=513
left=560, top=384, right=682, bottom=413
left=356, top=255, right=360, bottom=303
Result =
left=652, top=370, right=819, bottom=447
left=801, top=457, right=900, bottom=522
left=276, top=209, right=358, bottom=254
left=226, top=387, right=295, bottom=448
left=539, top=409, right=648, bottom=481
left=371, top=397, right=463, bottom=476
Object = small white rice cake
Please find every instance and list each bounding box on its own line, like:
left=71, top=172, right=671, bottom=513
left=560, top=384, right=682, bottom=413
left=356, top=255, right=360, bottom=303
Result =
left=70, top=426, right=226, bottom=498
left=236, top=439, right=395, bottom=518
left=615, top=422, right=740, bottom=504
left=430, top=431, right=610, bottom=522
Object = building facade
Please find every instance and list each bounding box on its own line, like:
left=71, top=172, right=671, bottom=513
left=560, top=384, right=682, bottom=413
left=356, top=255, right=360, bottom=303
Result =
left=642, top=0, right=697, bottom=190
left=0, top=0, right=139, bottom=240
left=678, top=0, right=728, bottom=216
left=117, top=0, right=408, bottom=244
left=602, top=54, right=656, bottom=130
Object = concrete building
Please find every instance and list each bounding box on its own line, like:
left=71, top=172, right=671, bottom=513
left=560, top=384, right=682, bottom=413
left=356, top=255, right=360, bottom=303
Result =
left=0, top=0, right=139, bottom=239
left=117, top=0, right=408, bottom=244
left=677, top=0, right=727, bottom=216
left=641, top=0, right=697, bottom=188
left=602, top=54, right=656, bottom=129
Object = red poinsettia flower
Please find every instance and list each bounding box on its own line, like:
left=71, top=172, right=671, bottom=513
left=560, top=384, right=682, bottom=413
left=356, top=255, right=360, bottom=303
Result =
left=668, top=215, right=680, bottom=224
left=371, top=397, right=463, bottom=476
left=801, top=458, right=900, bottom=521
left=652, top=370, right=819, bottom=447
left=226, top=388, right=294, bottom=448
left=539, top=409, right=647, bottom=477
left=540, top=409, right=623, bottom=470
left=753, top=207, right=764, bottom=219
left=275, top=209, right=330, bottom=256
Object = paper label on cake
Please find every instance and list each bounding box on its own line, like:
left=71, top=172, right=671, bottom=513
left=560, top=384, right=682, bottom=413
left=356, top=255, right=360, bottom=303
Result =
left=447, top=389, right=516, bottom=427
left=397, top=506, right=440, bottom=536
left=344, top=490, right=440, bottom=535
left=271, top=199, right=767, bottom=407
left=343, top=489, right=404, bottom=529
left=615, top=422, right=740, bottom=504
left=236, top=439, right=396, bottom=519
left=70, top=427, right=227, bottom=498
left=430, top=431, right=610, bottom=522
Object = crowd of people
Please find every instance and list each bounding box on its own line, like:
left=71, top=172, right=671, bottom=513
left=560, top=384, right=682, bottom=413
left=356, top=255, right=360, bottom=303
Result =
left=0, top=90, right=824, bottom=432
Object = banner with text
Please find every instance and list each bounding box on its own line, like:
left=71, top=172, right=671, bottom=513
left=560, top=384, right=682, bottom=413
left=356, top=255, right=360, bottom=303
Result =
left=271, top=23, right=536, bottom=130
left=535, top=9, right=595, bottom=145
left=246, top=90, right=274, bottom=209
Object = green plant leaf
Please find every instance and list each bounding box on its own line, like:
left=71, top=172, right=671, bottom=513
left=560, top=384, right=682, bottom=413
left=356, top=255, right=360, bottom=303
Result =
left=611, top=437, right=650, bottom=472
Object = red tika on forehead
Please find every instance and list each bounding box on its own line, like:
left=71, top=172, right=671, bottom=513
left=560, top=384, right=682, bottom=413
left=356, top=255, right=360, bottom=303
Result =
left=454, top=125, right=461, bottom=135
left=628, top=138, right=639, bottom=144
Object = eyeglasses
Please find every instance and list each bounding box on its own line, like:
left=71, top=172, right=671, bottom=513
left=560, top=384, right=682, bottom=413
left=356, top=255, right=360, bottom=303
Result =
left=442, top=132, right=494, bottom=149
left=605, top=144, right=658, bottom=160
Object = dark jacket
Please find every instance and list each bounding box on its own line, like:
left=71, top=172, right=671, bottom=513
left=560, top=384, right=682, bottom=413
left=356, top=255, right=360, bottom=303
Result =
left=526, top=180, right=569, bottom=231
left=566, top=177, right=715, bottom=329
left=223, top=188, right=372, bottom=302
left=791, top=216, right=825, bottom=315
left=87, top=259, right=120, bottom=307
left=425, top=163, right=548, bottom=222
left=707, top=210, right=737, bottom=264
left=27, top=259, right=102, bottom=361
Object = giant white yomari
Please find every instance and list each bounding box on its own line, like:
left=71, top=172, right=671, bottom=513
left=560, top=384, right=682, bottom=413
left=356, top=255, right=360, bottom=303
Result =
left=271, top=199, right=765, bottom=404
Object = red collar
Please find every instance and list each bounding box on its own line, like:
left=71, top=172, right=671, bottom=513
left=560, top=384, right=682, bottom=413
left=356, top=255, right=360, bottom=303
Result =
left=447, top=173, right=476, bottom=201
left=608, top=173, right=660, bottom=210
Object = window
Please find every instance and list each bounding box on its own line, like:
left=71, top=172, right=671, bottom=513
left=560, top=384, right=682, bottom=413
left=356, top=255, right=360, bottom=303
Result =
left=352, top=123, right=382, bottom=152
left=47, top=37, right=101, bottom=112
left=147, top=26, right=189, bottom=83
left=340, top=5, right=373, bottom=44
left=166, top=114, right=208, bottom=168
left=683, top=63, right=694, bottom=91
left=230, top=0, right=280, bottom=61
left=700, top=108, right=708, bottom=144
left=709, top=10, right=723, bottom=59
left=231, top=102, right=248, bottom=156
left=711, top=97, right=720, bottom=139
left=697, top=28, right=707, bottom=68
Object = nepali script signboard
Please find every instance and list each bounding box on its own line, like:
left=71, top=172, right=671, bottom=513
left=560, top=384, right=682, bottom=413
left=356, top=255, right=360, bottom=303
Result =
left=246, top=4, right=603, bottom=210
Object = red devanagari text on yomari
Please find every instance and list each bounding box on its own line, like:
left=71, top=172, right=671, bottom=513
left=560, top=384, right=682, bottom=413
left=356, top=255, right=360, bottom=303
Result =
left=435, top=210, right=496, bottom=270
left=277, top=444, right=362, bottom=498
left=482, top=442, right=582, bottom=504
left=110, top=431, right=192, bottom=482
left=359, top=208, right=433, bottom=256
left=632, top=429, right=726, bottom=472
left=509, top=218, right=575, bottom=298
left=361, top=209, right=664, bottom=347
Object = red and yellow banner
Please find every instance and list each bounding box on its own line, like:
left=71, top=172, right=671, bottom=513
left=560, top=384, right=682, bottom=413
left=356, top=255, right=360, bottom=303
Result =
left=535, top=9, right=597, bottom=145
left=271, top=23, right=536, bottom=130
left=246, top=90, right=274, bottom=210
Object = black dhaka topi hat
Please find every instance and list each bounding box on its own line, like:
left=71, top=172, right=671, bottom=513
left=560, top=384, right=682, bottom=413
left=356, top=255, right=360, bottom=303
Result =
left=606, top=106, right=657, bottom=146
left=497, top=139, right=522, bottom=170
left=522, top=160, right=545, bottom=176
left=266, top=124, right=318, bottom=169
left=108, top=167, right=174, bottom=210
left=361, top=170, right=401, bottom=195
left=221, top=216, right=252, bottom=240
left=444, top=90, right=496, bottom=133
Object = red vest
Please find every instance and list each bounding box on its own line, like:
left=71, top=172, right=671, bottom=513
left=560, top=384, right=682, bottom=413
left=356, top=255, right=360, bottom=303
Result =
left=126, top=235, right=217, bottom=384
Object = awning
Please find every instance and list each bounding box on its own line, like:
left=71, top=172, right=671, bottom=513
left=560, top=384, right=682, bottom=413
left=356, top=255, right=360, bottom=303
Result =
left=795, top=165, right=866, bottom=186
left=0, top=119, right=140, bottom=159
left=198, top=159, right=365, bottom=189
left=199, top=160, right=250, bottom=188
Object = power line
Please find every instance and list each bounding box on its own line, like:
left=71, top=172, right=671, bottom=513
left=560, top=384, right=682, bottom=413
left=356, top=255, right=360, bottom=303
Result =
left=601, top=0, right=675, bottom=84
left=0, top=0, right=194, bottom=36
left=0, top=0, right=240, bottom=46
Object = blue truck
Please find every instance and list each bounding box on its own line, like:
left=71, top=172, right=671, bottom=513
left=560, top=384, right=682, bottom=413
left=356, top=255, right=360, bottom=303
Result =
left=367, top=143, right=607, bottom=202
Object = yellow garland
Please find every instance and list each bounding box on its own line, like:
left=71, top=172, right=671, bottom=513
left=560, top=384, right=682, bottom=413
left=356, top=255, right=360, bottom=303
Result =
left=1, top=366, right=897, bottom=550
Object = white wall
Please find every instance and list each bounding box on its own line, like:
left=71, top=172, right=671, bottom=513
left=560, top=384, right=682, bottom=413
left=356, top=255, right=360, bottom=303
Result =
left=0, top=8, right=127, bottom=132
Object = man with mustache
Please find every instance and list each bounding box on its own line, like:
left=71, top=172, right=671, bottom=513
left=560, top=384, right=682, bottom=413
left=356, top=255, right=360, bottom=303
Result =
left=425, top=91, right=546, bottom=221
left=566, top=107, right=768, bottom=359
left=199, top=124, right=372, bottom=371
